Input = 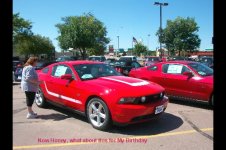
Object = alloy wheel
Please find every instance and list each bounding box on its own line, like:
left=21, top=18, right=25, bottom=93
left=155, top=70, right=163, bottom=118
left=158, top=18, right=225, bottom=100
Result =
left=88, top=101, right=106, bottom=127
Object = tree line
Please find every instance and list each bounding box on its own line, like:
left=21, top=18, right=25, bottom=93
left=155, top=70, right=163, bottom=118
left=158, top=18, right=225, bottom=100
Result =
left=13, top=13, right=201, bottom=59
left=13, top=13, right=55, bottom=59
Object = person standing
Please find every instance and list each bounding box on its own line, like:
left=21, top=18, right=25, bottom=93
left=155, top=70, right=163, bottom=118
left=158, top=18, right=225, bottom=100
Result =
left=21, top=57, right=39, bottom=119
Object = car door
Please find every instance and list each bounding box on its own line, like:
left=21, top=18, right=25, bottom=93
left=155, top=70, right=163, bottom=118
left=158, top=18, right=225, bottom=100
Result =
left=53, top=64, right=82, bottom=110
left=161, top=64, right=192, bottom=97
left=145, top=64, right=165, bottom=85
left=41, top=65, right=63, bottom=104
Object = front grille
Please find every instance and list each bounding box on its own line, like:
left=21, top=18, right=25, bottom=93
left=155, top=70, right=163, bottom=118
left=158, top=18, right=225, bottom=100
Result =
left=134, top=92, right=164, bottom=104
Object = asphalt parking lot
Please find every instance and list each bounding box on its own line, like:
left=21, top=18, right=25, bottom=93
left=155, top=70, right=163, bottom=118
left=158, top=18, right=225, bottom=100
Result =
left=13, top=83, right=213, bottom=150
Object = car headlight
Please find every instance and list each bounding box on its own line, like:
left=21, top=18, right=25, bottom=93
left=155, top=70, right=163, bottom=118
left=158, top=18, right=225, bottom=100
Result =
left=119, top=96, right=147, bottom=104
left=141, top=96, right=146, bottom=103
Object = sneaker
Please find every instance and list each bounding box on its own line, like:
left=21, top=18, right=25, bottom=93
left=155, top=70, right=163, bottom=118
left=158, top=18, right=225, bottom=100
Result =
left=26, top=113, right=38, bottom=119
left=31, top=112, right=38, bottom=116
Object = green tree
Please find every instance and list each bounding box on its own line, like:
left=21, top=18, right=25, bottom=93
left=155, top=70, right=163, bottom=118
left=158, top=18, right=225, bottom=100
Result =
left=13, top=13, right=33, bottom=44
left=15, top=34, right=55, bottom=57
left=133, top=43, right=148, bottom=56
left=156, top=17, right=201, bottom=56
left=88, top=44, right=106, bottom=56
left=55, top=13, right=110, bottom=59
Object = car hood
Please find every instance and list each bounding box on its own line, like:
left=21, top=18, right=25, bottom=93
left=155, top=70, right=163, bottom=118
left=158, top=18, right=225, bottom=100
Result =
left=83, top=76, right=164, bottom=97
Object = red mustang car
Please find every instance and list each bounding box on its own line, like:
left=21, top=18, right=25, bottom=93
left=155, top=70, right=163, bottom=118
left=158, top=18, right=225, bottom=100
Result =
left=129, top=61, right=213, bottom=106
left=35, top=61, right=168, bottom=130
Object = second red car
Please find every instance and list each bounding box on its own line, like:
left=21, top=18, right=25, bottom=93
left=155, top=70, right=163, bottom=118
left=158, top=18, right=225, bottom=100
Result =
left=129, top=61, right=213, bottom=106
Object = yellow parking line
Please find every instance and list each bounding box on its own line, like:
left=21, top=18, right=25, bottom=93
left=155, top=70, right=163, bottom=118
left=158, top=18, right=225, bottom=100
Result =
left=13, top=128, right=213, bottom=149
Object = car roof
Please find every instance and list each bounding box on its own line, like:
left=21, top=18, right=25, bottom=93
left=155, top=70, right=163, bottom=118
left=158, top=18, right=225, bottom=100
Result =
left=53, top=60, right=104, bottom=65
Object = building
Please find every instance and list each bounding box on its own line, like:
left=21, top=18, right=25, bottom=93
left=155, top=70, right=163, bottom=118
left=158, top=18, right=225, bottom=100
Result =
left=189, top=49, right=213, bottom=57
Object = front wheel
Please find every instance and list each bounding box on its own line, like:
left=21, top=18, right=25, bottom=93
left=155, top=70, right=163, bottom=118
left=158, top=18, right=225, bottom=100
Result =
left=86, top=98, right=112, bottom=130
left=35, top=88, right=48, bottom=108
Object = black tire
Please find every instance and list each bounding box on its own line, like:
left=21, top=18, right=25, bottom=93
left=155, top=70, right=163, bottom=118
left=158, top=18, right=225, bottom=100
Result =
left=86, top=97, right=112, bottom=130
left=35, top=88, right=48, bottom=108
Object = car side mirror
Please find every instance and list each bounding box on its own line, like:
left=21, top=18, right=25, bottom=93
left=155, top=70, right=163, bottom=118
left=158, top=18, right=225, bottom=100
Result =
left=182, top=71, right=193, bottom=77
left=61, top=74, right=73, bottom=80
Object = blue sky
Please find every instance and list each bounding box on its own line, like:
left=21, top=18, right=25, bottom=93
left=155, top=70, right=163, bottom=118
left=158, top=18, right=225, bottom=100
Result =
left=13, top=0, right=213, bottom=52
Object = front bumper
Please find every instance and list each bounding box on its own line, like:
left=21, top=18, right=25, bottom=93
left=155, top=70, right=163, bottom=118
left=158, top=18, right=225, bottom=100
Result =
left=112, top=96, right=169, bottom=124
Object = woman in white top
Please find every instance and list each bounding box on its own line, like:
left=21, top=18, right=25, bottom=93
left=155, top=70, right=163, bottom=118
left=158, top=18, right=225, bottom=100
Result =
left=21, top=57, right=40, bottom=119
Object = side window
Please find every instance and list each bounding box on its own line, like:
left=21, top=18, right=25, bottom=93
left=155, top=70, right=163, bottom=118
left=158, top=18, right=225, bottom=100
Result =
left=42, top=67, right=49, bottom=74
left=52, top=65, right=75, bottom=78
left=162, top=64, right=169, bottom=73
left=181, top=66, right=191, bottom=74
left=164, top=64, right=183, bottom=74
left=131, top=62, right=141, bottom=68
left=148, top=65, right=158, bottom=71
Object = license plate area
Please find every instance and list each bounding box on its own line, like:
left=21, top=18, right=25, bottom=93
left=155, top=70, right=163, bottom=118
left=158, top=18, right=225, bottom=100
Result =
left=155, top=105, right=164, bottom=114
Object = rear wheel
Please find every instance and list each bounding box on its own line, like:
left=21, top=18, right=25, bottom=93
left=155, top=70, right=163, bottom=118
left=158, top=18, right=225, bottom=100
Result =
left=86, top=98, right=112, bottom=130
left=35, top=88, right=48, bottom=108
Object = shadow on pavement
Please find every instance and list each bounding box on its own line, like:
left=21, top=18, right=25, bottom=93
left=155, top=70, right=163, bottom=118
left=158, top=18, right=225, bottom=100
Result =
left=108, top=112, right=183, bottom=135
left=40, top=104, right=88, bottom=123
left=37, top=113, right=71, bottom=121
left=39, top=104, right=183, bottom=136
left=169, top=98, right=213, bottom=110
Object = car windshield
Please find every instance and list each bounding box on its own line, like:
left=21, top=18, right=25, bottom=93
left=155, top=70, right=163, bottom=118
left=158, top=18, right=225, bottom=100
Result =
left=200, top=58, right=213, bottom=64
left=36, top=62, right=45, bottom=67
left=73, top=64, right=121, bottom=81
left=114, top=61, right=126, bottom=66
left=89, top=57, right=101, bottom=61
left=119, top=57, right=132, bottom=61
left=147, top=57, right=159, bottom=61
left=188, top=63, right=213, bottom=76
left=56, top=57, right=74, bottom=61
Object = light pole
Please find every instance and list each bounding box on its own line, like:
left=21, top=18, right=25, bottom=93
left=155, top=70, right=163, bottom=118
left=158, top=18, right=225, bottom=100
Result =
left=154, top=2, right=168, bottom=58
left=117, top=36, right=119, bottom=57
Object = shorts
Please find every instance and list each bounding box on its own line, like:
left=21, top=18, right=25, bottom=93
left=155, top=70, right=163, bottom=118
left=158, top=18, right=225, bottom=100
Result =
left=25, top=91, right=36, bottom=107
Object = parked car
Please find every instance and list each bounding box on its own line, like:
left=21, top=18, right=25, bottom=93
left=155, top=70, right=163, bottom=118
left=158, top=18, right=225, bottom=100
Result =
left=104, top=58, right=116, bottom=66
left=13, top=60, right=23, bottom=72
left=56, top=56, right=78, bottom=62
left=114, top=60, right=142, bottom=76
left=35, top=61, right=56, bottom=70
left=199, top=57, right=213, bottom=69
left=144, top=56, right=162, bottom=66
left=14, top=61, right=56, bottom=82
left=119, top=56, right=137, bottom=62
left=36, top=61, right=168, bottom=130
left=14, top=66, right=23, bottom=82
left=88, top=56, right=106, bottom=62
left=129, top=61, right=213, bottom=106
left=169, top=56, right=186, bottom=61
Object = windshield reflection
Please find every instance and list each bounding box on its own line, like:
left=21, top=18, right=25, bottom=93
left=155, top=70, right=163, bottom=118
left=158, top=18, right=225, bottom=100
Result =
left=73, top=64, right=121, bottom=80
left=188, top=63, right=213, bottom=76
